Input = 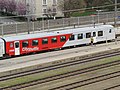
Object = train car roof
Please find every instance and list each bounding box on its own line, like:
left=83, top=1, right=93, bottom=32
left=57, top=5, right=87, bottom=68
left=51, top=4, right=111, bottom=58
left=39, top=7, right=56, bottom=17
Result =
left=2, top=25, right=113, bottom=42
left=0, top=38, right=4, bottom=43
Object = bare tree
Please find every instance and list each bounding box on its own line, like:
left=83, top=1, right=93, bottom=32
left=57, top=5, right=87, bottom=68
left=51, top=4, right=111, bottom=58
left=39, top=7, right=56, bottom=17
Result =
left=84, top=0, right=93, bottom=7
left=7, top=0, right=16, bottom=14
left=59, top=0, right=86, bottom=17
left=92, top=0, right=113, bottom=7
left=0, top=0, right=9, bottom=12
left=16, top=2, right=26, bottom=15
left=0, top=0, right=26, bottom=15
left=0, top=0, right=4, bottom=11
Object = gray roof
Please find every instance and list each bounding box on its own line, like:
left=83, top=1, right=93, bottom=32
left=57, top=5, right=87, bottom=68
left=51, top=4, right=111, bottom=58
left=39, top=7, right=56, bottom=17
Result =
left=2, top=25, right=113, bottom=42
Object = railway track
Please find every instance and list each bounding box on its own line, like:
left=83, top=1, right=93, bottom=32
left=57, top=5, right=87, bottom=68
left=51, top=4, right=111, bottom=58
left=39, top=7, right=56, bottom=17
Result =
left=50, top=70, right=120, bottom=90
left=104, top=84, right=120, bottom=90
left=2, top=59, right=120, bottom=90
left=0, top=50, right=120, bottom=89
left=0, top=49, right=120, bottom=81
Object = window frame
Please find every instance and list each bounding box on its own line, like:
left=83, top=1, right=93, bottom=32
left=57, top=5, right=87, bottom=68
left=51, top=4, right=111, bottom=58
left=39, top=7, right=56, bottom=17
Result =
left=98, top=31, right=103, bottom=36
left=43, top=8, right=47, bottom=14
left=32, top=40, right=39, bottom=46
left=42, top=38, right=48, bottom=45
left=69, top=35, right=75, bottom=41
left=109, top=29, right=112, bottom=33
left=60, top=36, right=66, bottom=42
left=42, top=0, right=47, bottom=5
left=53, top=0, right=57, bottom=5
left=22, top=41, right=29, bottom=47
left=78, top=33, right=83, bottom=39
left=51, top=37, right=57, bottom=43
left=53, top=8, right=57, bottom=13
left=86, top=32, right=91, bottom=38
left=93, top=32, right=96, bottom=37
left=10, top=42, right=14, bottom=48
left=15, top=42, right=19, bottom=48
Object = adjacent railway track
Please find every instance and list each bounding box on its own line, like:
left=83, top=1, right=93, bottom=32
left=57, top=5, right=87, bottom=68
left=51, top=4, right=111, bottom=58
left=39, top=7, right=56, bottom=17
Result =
left=0, top=48, right=120, bottom=81
left=0, top=50, right=120, bottom=90
left=50, top=70, right=120, bottom=90
left=2, top=59, right=120, bottom=90
left=104, top=84, right=120, bottom=90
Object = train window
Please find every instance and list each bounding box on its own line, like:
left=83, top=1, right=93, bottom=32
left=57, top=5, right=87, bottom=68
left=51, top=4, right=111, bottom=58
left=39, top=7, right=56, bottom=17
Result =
left=109, top=29, right=112, bottom=33
left=10, top=43, right=13, bottom=48
left=60, top=36, right=66, bottom=42
left=86, top=32, right=91, bottom=38
left=42, top=38, right=48, bottom=44
left=69, top=35, right=75, bottom=41
left=15, top=42, right=19, bottom=48
left=22, top=41, right=28, bottom=47
left=32, top=40, right=38, bottom=46
left=93, top=32, right=96, bottom=37
left=51, top=37, right=57, bottom=43
left=78, top=34, right=83, bottom=39
left=98, top=31, right=103, bottom=36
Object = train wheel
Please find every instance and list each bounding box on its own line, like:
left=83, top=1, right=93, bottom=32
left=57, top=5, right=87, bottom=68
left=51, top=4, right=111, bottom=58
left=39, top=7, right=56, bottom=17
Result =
left=3, top=54, right=10, bottom=59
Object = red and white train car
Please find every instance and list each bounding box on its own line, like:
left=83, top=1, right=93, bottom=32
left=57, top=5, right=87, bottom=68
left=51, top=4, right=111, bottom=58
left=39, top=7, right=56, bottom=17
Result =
left=0, top=25, right=115, bottom=58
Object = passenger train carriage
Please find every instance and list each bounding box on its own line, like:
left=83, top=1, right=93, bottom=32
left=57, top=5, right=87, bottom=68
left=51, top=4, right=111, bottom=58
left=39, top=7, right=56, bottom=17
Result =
left=0, top=25, right=115, bottom=58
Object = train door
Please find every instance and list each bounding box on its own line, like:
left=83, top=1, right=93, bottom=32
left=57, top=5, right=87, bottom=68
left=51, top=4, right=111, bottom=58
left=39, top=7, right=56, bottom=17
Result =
left=14, top=41, right=20, bottom=55
left=0, top=42, right=3, bottom=57
left=93, top=32, right=97, bottom=43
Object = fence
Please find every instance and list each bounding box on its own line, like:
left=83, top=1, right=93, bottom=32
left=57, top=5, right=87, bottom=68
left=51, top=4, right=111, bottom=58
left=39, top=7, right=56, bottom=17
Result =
left=0, top=11, right=120, bottom=36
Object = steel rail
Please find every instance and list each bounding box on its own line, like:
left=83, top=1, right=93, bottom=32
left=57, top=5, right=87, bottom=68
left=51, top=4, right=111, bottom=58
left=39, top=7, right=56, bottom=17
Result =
left=0, top=49, right=120, bottom=82
left=0, top=52, right=120, bottom=89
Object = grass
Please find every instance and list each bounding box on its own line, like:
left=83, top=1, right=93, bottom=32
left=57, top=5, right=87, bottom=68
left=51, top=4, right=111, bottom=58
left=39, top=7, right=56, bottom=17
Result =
left=71, top=11, right=96, bottom=17
left=0, top=55, right=120, bottom=88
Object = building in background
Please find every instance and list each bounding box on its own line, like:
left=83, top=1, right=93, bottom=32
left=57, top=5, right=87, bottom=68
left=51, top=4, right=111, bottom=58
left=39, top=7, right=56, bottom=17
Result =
left=15, top=0, right=64, bottom=19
